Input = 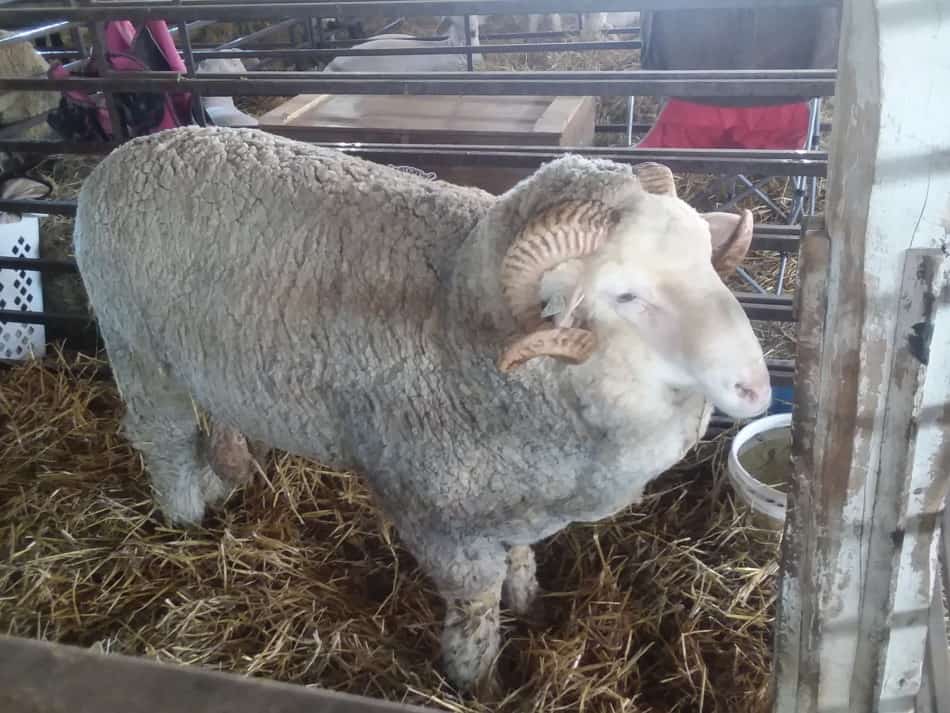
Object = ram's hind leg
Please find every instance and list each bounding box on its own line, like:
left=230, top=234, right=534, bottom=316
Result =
left=104, top=332, right=228, bottom=525
left=502, top=545, right=538, bottom=616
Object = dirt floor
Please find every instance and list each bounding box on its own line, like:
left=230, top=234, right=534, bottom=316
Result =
left=1, top=14, right=820, bottom=713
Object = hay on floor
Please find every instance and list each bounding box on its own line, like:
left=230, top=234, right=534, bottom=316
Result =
left=0, top=350, right=779, bottom=713
left=4, top=20, right=802, bottom=710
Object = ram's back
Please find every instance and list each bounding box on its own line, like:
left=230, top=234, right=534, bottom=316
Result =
left=75, top=127, right=494, bottom=459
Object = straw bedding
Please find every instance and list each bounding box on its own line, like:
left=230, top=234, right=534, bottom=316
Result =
left=1, top=15, right=809, bottom=711
left=0, top=351, right=779, bottom=713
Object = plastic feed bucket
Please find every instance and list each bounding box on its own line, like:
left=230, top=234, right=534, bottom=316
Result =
left=727, top=413, right=791, bottom=530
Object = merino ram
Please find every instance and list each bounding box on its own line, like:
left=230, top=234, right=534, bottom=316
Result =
left=75, top=127, right=771, bottom=691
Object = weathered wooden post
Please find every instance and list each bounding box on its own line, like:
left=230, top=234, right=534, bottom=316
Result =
left=772, top=0, right=950, bottom=712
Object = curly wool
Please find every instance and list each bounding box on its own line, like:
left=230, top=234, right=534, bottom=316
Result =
left=75, top=127, right=713, bottom=686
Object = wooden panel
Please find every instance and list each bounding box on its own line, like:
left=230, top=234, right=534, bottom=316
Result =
left=0, top=635, right=438, bottom=713
left=916, top=568, right=950, bottom=713
left=771, top=0, right=950, bottom=709
left=534, top=95, right=596, bottom=146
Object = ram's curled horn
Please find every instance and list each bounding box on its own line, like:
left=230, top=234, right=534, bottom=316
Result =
left=498, top=200, right=618, bottom=372
left=498, top=327, right=596, bottom=373
left=633, top=162, right=677, bottom=197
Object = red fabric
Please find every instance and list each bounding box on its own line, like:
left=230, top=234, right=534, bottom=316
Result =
left=637, top=98, right=811, bottom=150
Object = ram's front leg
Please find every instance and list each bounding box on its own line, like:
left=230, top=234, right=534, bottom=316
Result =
left=421, top=538, right=507, bottom=694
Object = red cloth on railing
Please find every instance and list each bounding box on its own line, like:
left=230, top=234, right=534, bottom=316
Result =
left=636, top=98, right=811, bottom=150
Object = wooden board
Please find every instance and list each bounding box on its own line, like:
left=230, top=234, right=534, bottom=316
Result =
left=258, top=94, right=596, bottom=194
left=259, top=94, right=595, bottom=146
left=0, top=635, right=439, bottom=713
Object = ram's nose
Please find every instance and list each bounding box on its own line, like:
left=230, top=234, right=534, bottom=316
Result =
left=732, top=365, right=772, bottom=417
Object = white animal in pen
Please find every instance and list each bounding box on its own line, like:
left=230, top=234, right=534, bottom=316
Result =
left=74, top=126, right=770, bottom=692
left=195, top=57, right=258, bottom=128
left=527, top=12, right=639, bottom=40
left=323, top=15, right=482, bottom=73
left=0, top=31, right=61, bottom=175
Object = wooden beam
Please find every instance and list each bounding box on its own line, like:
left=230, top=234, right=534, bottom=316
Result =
left=0, top=635, right=440, bottom=713
left=772, top=0, right=950, bottom=711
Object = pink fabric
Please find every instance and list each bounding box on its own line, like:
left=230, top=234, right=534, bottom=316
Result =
left=106, top=20, right=192, bottom=131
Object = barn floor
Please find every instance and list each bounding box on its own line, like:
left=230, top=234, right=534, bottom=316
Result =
left=0, top=351, right=779, bottom=713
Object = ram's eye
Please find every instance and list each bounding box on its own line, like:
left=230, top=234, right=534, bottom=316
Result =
left=616, top=292, right=637, bottom=303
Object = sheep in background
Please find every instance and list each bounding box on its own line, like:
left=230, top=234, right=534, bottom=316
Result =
left=0, top=31, right=60, bottom=177
left=527, top=13, right=562, bottom=35
left=528, top=12, right=639, bottom=41
left=579, top=12, right=640, bottom=40
left=323, top=15, right=482, bottom=73
left=195, top=57, right=258, bottom=127
left=74, top=126, right=770, bottom=692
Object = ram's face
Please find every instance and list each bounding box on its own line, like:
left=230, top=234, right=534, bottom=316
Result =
left=499, top=161, right=770, bottom=420
left=584, top=194, right=771, bottom=419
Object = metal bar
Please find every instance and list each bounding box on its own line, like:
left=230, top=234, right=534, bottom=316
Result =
left=0, top=140, right=829, bottom=176
left=192, top=38, right=642, bottom=59
left=179, top=21, right=199, bottom=73
left=0, top=20, right=75, bottom=47
left=0, top=198, right=78, bottom=215
left=328, top=26, right=639, bottom=46
left=168, top=19, right=218, bottom=39
left=0, top=1, right=846, bottom=24
left=481, top=26, right=639, bottom=40
left=0, top=225, right=803, bottom=277
left=66, top=0, right=86, bottom=58
left=316, top=14, right=326, bottom=47
left=37, top=48, right=83, bottom=60
left=0, top=227, right=805, bottom=275
left=737, top=265, right=769, bottom=294
left=0, top=299, right=792, bottom=332
left=216, top=17, right=300, bottom=49
left=0, top=139, right=117, bottom=154
left=91, top=20, right=127, bottom=142
left=304, top=13, right=315, bottom=47
left=0, top=309, right=92, bottom=328
left=597, top=121, right=652, bottom=134
left=0, top=67, right=837, bottom=82
left=463, top=13, right=473, bottom=72
left=177, top=20, right=206, bottom=127
left=0, top=256, right=79, bottom=274
left=0, top=72, right=837, bottom=99
left=149, top=67, right=838, bottom=81
left=775, top=254, right=789, bottom=296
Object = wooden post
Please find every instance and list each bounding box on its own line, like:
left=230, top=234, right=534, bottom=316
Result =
left=772, top=0, right=950, bottom=712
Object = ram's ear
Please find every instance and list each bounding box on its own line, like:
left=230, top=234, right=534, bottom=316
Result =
left=704, top=209, right=754, bottom=277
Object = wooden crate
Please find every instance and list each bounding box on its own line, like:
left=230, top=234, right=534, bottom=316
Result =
left=258, top=94, right=596, bottom=194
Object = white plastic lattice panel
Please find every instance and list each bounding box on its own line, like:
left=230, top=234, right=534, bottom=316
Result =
left=0, top=216, right=45, bottom=360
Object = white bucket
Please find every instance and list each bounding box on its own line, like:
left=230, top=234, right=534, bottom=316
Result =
left=727, top=412, right=791, bottom=529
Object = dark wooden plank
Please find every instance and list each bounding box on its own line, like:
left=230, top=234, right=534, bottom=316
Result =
left=0, top=635, right=439, bottom=713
